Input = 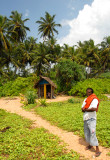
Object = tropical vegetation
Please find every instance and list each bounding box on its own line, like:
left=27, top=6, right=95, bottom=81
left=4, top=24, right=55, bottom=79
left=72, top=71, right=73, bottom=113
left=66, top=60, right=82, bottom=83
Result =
left=69, top=78, right=110, bottom=100
left=0, top=76, right=38, bottom=97
left=0, top=10, right=110, bottom=95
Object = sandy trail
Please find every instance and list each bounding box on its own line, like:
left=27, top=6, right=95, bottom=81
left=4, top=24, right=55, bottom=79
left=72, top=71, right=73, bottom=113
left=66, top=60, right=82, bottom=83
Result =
left=0, top=97, right=110, bottom=160
left=44, top=95, right=73, bottom=103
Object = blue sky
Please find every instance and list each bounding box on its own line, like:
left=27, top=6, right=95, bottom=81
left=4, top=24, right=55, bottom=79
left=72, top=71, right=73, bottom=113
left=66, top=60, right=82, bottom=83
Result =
left=1, top=0, right=110, bottom=45
left=0, top=0, right=93, bottom=41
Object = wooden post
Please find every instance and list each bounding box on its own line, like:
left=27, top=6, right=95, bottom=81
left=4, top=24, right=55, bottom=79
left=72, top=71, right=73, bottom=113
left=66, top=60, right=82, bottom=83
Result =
left=39, top=86, right=41, bottom=98
left=38, top=87, right=40, bottom=98
left=44, top=84, right=46, bottom=99
left=51, top=85, right=52, bottom=99
left=52, top=87, right=54, bottom=97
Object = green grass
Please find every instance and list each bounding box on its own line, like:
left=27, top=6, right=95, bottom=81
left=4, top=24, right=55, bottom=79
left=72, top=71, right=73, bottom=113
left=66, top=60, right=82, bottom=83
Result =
left=22, top=103, right=37, bottom=111
left=0, top=109, right=79, bottom=160
left=107, top=152, right=110, bottom=156
left=35, top=99, right=110, bottom=148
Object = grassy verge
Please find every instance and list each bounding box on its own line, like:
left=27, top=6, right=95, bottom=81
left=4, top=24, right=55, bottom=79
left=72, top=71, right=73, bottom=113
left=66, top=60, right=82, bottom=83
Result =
left=35, top=98, right=110, bottom=148
left=0, top=109, right=79, bottom=160
left=22, top=103, right=37, bottom=111
left=107, top=152, right=110, bottom=156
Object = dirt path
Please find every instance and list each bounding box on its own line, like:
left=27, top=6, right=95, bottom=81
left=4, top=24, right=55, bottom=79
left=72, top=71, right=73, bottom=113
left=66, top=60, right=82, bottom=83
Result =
left=0, top=97, right=110, bottom=160
left=44, top=95, right=73, bottom=103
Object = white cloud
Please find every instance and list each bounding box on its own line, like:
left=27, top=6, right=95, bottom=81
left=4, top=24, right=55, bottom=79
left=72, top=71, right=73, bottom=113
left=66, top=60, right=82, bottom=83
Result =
left=24, top=9, right=30, bottom=17
left=58, top=0, right=110, bottom=46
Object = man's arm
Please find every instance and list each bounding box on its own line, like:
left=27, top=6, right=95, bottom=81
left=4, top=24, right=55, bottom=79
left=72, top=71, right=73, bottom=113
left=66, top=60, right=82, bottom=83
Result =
left=82, top=107, right=85, bottom=112
left=82, top=99, right=98, bottom=112
left=82, top=107, right=97, bottom=112
left=84, top=108, right=97, bottom=112
left=81, top=98, right=86, bottom=112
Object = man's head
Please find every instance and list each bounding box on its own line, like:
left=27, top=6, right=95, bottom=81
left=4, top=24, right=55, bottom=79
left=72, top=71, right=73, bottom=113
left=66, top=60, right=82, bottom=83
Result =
left=86, top=88, right=94, bottom=97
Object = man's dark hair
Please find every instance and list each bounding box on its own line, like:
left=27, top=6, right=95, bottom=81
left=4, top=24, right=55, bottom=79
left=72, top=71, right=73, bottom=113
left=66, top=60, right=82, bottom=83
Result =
left=86, top=88, right=94, bottom=93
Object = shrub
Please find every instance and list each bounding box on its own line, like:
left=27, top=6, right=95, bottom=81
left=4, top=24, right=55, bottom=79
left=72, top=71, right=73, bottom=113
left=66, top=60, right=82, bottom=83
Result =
left=25, top=90, right=37, bottom=104
left=0, top=76, right=38, bottom=97
left=56, top=59, right=86, bottom=92
left=68, top=98, right=74, bottom=103
left=68, top=98, right=80, bottom=104
left=98, top=72, right=110, bottom=79
left=38, top=99, right=47, bottom=106
left=69, top=78, right=110, bottom=100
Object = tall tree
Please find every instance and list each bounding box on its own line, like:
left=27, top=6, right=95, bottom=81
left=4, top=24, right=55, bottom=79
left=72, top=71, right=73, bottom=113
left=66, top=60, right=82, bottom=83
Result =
left=8, top=11, right=30, bottom=43
left=62, top=44, right=77, bottom=61
left=44, top=37, right=61, bottom=63
left=99, top=36, right=110, bottom=72
left=31, top=42, right=51, bottom=75
left=24, top=37, right=38, bottom=53
left=36, top=12, right=61, bottom=40
left=0, top=15, right=10, bottom=51
left=77, top=40, right=100, bottom=67
left=76, top=39, right=102, bottom=77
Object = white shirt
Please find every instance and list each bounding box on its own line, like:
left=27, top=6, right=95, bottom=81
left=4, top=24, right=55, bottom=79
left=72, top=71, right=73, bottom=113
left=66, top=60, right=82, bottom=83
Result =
left=82, top=98, right=98, bottom=121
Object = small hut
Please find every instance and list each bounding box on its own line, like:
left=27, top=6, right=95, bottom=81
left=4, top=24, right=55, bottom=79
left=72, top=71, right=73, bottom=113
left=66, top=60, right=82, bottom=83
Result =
left=35, top=76, right=57, bottom=99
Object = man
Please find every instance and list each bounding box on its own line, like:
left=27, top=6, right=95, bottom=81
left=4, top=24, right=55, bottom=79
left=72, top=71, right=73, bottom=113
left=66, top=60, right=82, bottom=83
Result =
left=82, top=88, right=101, bottom=157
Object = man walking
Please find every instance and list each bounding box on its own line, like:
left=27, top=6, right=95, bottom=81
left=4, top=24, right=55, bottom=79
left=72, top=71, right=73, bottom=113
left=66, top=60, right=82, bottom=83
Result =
left=82, top=88, right=101, bottom=157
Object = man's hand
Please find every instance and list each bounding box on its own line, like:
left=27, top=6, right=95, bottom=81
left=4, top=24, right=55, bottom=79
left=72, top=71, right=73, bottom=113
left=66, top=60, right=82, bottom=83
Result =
left=82, top=107, right=85, bottom=112
left=84, top=108, right=97, bottom=112
left=82, top=107, right=97, bottom=112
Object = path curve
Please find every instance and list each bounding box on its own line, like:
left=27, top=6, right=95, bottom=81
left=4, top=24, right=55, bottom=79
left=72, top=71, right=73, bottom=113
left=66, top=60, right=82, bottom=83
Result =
left=0, top=97, right=110, bottom=160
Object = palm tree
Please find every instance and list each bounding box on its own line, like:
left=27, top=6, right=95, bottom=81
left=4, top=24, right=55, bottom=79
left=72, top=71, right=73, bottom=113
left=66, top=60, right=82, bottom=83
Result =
left=12, top=42, right=33, bottom=76
left=77, top=39, right=99, bottom=67
left=36, top=12, right=61, bottom=40
left=61, top=44, right=77, bottom=62
left=76, top=39, right=101, bottom=77
left=0, top=15, right=10, bottom=51
left=99, top=36, right=110, bottom=72
left=69, top=46, right=78, bottom=62
left=62, top=44, right=70, bottom=58
left=0, top=15, right=13, bottom=78
left=31, top=42, right=51, bottom=75
left=24, top=36, right=38, bottom=53
left=8, top=11, right=30, bottom=43
left=44, top=37, right=60, bottom=63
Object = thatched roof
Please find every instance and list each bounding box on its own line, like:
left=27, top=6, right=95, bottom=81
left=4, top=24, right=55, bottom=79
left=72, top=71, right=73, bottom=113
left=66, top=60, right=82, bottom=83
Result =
left=35, top=76, right=57, bottom=88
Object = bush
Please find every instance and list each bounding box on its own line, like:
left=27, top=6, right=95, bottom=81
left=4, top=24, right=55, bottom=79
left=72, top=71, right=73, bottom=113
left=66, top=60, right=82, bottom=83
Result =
left=69, top=78, right=110, bottom=100
left=68, top=98, right=74, bottom=103
left=38, top=99, right=47, bottom=106
left=56, top=59, right=86, bottom=92
left=0, top=76, right=38, bottom=97
left=25, top=90, right=37, bottom=104
left=68, top=98, right=80, bottom=104
left=98, top=72, right=110, bottom=79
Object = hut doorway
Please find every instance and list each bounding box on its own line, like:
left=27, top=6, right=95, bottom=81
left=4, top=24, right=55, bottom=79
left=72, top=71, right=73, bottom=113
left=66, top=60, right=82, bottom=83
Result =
left=46, top=85, right=51, bottom=98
